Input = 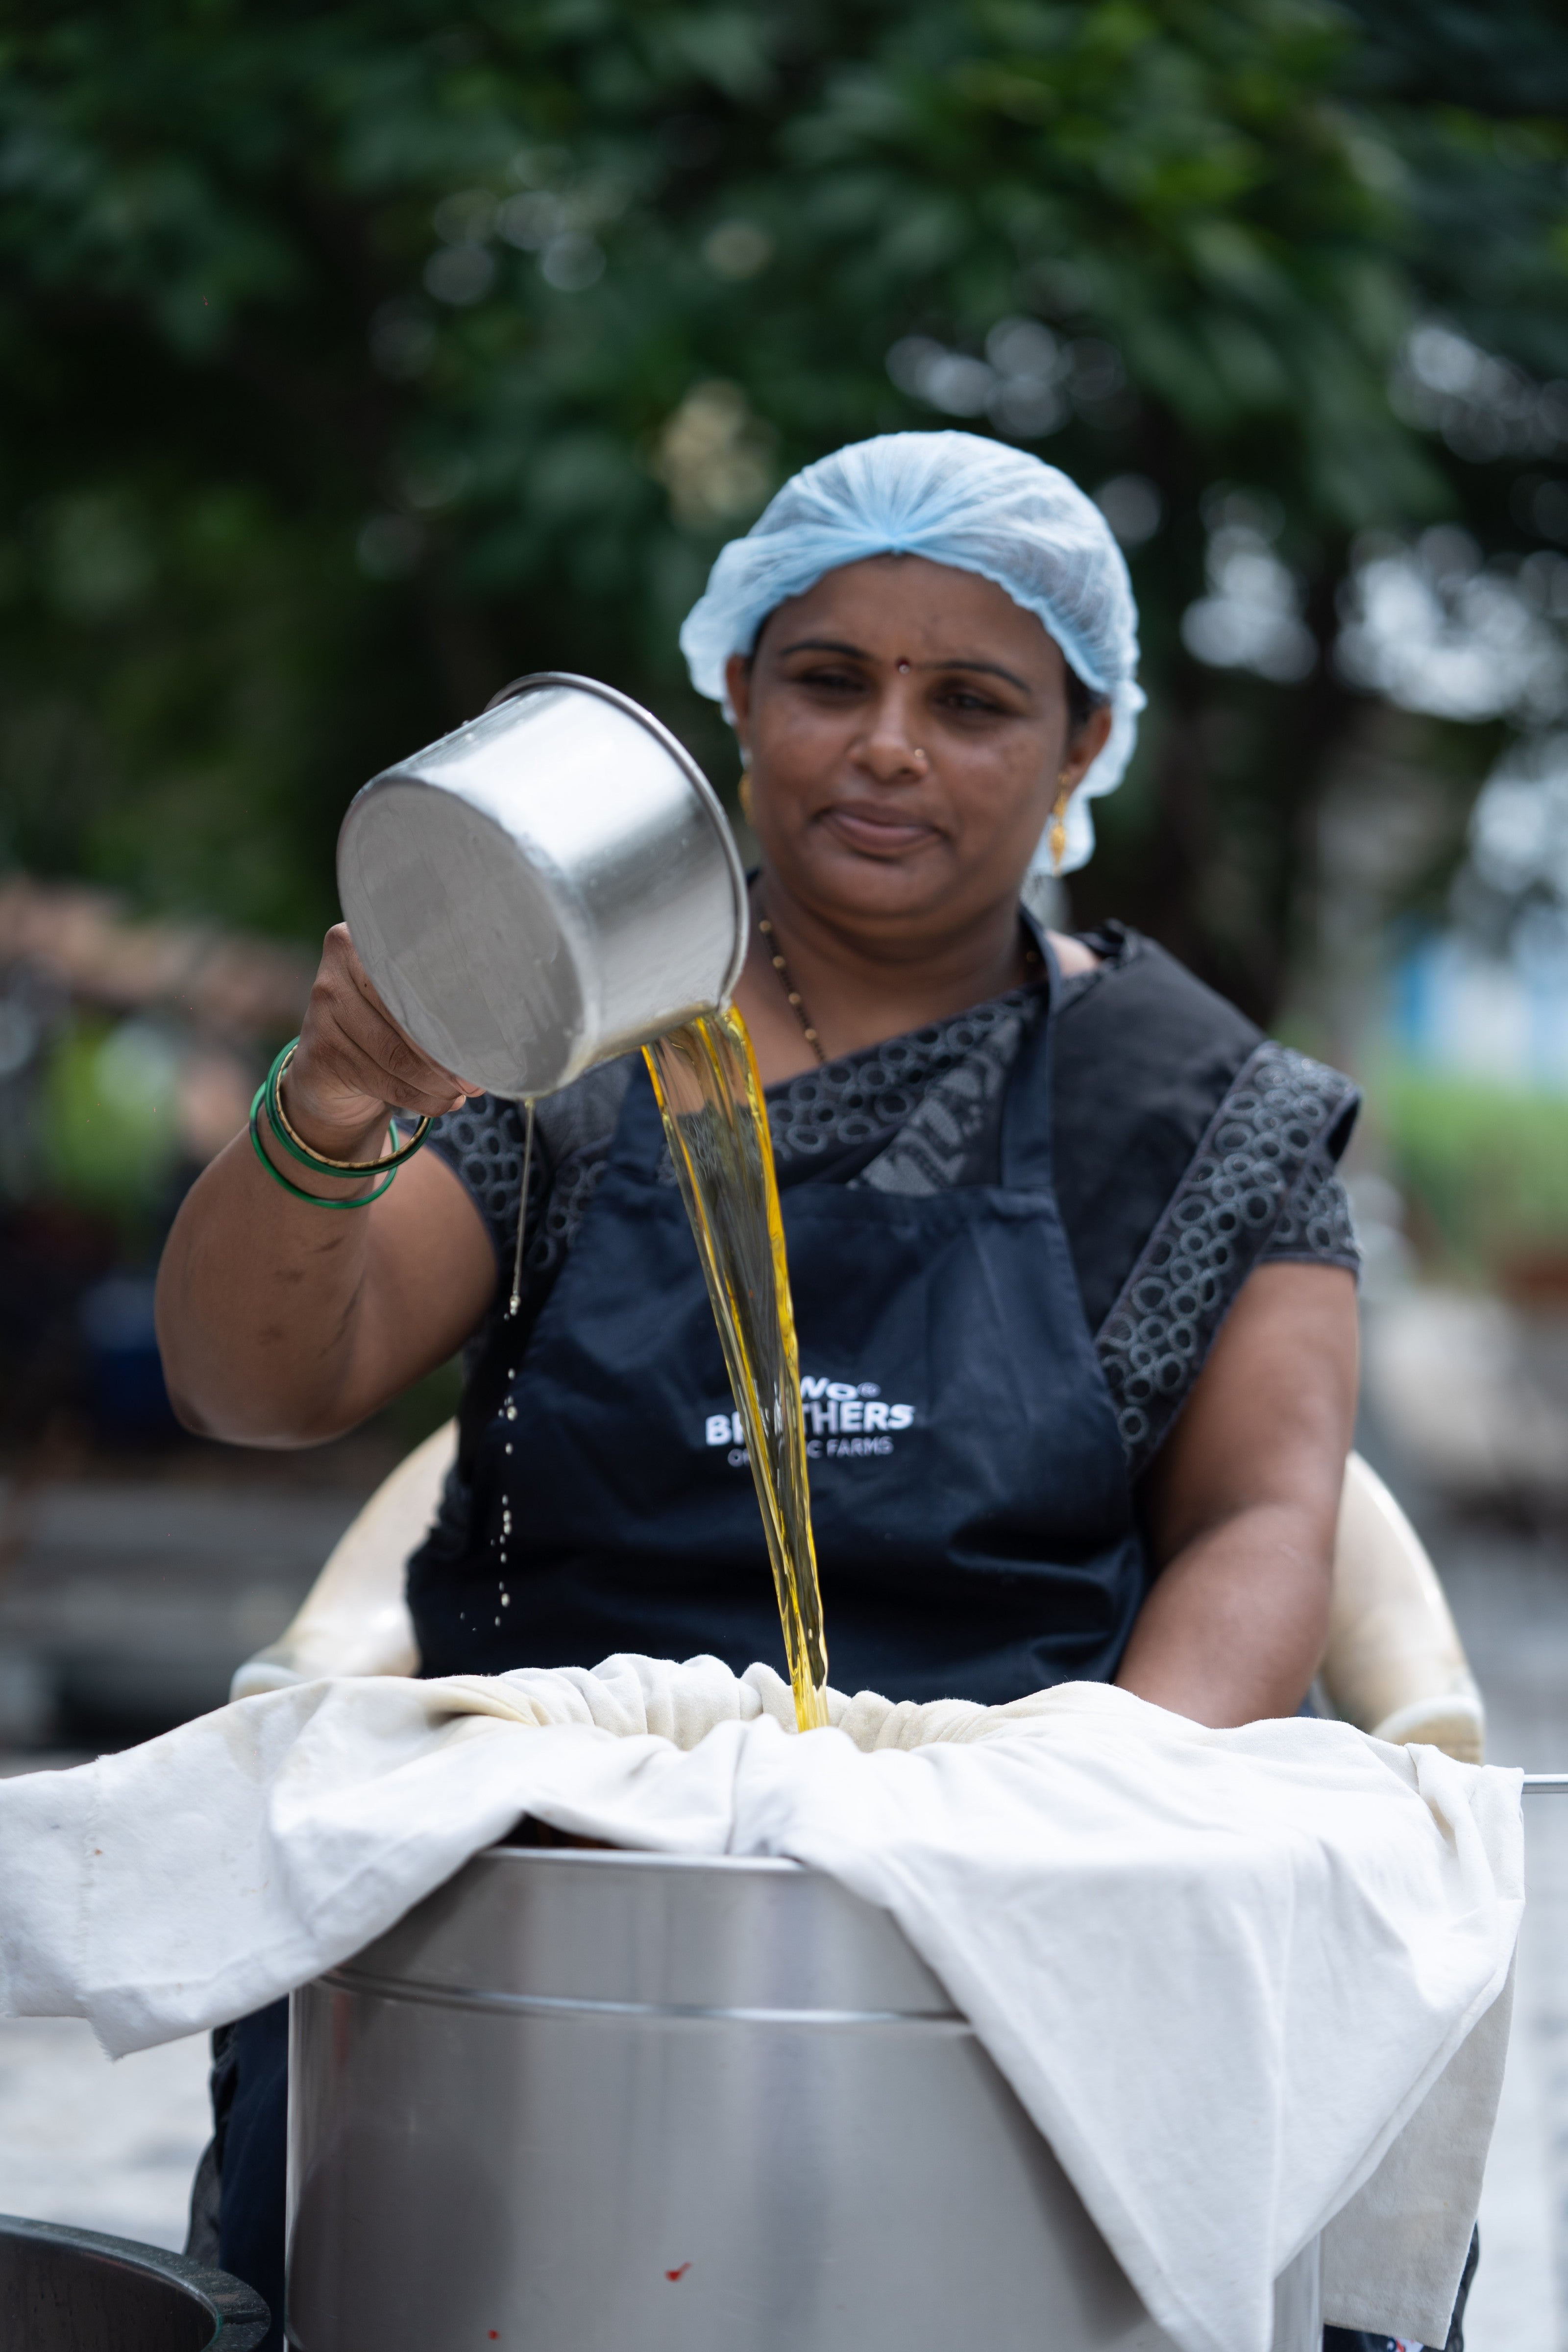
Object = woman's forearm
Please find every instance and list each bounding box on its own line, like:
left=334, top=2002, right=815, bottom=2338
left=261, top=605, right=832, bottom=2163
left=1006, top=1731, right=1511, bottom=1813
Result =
left=1117, top=1261, right=1359, bottom=1729
left=155, top=926, right=494, bottom=1446
left=158, top=1122, right=386, bottom=1444
left=1114, top=1501, right=1333, bottom=1727
left=158, top=1122, right=497, bottom=1446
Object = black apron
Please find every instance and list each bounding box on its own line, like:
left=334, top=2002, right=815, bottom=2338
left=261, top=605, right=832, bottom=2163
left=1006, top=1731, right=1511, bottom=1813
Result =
left=410, top=960, right=1148, bottom=1704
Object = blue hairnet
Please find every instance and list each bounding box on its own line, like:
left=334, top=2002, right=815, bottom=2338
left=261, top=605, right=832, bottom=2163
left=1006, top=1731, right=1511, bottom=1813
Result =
left=679, top=430, right=1145, bottom=875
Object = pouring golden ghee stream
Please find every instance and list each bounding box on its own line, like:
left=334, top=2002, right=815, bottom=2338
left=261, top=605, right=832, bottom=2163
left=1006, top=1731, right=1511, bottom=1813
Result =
left=644, top=1007, right=830, bottom=1733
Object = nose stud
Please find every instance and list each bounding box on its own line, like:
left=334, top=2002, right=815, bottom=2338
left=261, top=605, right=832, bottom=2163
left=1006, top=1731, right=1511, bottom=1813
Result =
left=911, top=747, right=929, bottom=769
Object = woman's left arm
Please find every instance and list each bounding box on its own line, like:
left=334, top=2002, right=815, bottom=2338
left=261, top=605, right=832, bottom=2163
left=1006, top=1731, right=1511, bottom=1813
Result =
left=1114, top=1262, right=1359, bottom=1727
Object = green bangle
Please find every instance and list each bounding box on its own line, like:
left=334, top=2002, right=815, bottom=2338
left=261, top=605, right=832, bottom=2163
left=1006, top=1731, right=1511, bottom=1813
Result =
left=262, top=1040, right=432, bottom=1178
left=249, top=1088, right=399, bottom=1208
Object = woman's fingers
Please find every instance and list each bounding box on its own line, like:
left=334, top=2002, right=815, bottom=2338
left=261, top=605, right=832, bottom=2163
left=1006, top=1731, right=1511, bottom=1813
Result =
left=335, top=931, right=478, bottom=1103
left=315, top=999, right=472, bottom=1120
left=285, top=926, right=480, bottom=1141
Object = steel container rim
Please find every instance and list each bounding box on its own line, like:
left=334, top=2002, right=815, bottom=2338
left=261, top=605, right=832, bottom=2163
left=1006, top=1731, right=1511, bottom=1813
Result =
left=335, top=670, right=749, bottom=1095
left=320, top=1841, right=970, bottom=2025
left=465, top=1842, right=805, bottom=1877
left=486, top=669, right=749, bottom=1010
left=0, top=2210, right=271, bottom=2352
left=336, top=669, right=749, bottom=1001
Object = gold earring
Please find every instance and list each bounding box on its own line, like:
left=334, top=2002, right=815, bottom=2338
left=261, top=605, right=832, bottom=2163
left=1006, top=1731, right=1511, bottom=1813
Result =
left=1049, top=774, right=1072, bottom=878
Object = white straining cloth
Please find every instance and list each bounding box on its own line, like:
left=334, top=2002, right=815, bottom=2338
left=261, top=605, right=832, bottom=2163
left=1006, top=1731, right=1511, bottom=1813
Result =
left=0, top=1656, right=1519, bottom=2352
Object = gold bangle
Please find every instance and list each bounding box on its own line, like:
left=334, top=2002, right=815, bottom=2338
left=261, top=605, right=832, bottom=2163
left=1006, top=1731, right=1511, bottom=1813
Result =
left=267, top=1041, right=432, bottom=1177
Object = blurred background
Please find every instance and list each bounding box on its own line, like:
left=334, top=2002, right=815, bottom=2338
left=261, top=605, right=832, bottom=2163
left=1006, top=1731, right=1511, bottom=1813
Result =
left=2, top=0, right=1568, bottom=2331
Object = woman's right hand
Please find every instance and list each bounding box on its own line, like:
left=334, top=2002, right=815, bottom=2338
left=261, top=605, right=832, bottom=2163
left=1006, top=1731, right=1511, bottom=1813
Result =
left=282, top=924, right=480, bottom=1155
left=158, top=922, right=497, bottom=1444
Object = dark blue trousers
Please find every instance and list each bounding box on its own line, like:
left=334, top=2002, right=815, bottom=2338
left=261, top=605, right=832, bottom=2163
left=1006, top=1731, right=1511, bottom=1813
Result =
left=197, top=1998, right=289, bottom=2352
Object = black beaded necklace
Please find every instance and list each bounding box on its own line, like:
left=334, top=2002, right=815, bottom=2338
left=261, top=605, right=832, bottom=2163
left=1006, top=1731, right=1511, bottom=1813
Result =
left=756, top=911, right=827, bottom=1065
left=755, top=900, right=1044, bottom=1070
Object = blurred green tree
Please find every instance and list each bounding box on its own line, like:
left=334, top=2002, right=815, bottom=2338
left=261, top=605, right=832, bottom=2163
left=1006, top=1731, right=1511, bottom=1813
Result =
left=2, top=0, right=1565, bottom=1016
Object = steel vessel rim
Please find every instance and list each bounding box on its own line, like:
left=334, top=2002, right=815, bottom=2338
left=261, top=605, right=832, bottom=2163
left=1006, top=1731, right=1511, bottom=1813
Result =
left=333, top=770, right=600, bottom=1093
left=485, top=669, right=749, bottom=1008
left=318, top=1966, right=970, bottom=2030
left=476, top=1843, right=807, bottom=1875
left=334, top=669, right=749, bottom=1090
left=0, top=2209, right=272, bottom=2349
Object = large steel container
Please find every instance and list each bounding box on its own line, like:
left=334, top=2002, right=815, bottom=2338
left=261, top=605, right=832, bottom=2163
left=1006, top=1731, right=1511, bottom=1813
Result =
left=336, top=674, right=748, bottom=1102
left=286, top=1840, right=1321, bottom=2352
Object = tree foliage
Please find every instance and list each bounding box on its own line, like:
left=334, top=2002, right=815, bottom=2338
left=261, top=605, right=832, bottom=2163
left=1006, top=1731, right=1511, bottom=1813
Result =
left=3, top=0, right=1566, bottom=1014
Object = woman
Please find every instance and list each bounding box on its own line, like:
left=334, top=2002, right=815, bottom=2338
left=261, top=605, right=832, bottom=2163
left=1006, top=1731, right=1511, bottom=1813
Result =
left=158, top=432, right=1363, bottom=2336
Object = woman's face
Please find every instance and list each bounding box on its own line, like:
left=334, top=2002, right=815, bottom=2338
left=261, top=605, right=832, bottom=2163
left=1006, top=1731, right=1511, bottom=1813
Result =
left=726, top=555, right=1112, bottom=933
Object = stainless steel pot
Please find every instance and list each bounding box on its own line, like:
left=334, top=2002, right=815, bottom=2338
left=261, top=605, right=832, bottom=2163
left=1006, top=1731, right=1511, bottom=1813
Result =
left=286, top=1843, right=1321, bottom=2352
left=0, top=2214, right=270, bottom=2352
left=336, top=675, right=748, bottom=1101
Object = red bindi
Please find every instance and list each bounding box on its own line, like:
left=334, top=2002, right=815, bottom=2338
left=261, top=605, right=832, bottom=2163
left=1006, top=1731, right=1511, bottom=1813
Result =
left=896, top=659, right=910, bottom=673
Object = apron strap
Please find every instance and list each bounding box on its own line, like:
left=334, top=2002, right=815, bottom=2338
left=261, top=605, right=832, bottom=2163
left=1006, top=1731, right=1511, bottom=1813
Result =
left=997, top=923, right=1060, bottom=1193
